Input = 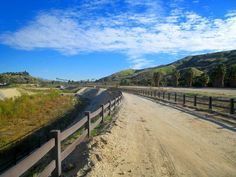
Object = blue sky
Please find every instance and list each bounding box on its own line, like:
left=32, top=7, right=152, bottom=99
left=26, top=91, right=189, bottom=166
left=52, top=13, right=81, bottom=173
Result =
left=0, top=0, right=236, bottom=80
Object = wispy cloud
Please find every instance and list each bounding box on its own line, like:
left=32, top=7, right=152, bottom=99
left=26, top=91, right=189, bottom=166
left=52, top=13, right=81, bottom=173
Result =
left=0, top=0, right=236, bottom=69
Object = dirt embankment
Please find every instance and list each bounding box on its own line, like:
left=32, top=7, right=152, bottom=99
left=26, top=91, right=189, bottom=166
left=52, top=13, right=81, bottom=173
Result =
left=85, top=93, right=236, bottom=177
left=0, top=88, right=21, bottom=100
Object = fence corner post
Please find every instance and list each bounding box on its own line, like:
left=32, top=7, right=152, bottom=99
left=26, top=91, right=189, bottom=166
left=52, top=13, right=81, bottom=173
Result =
left=50, top=130, right=61, bottom=177
left=101, top=104, right=104, bottom=123
left=109, top=100, right=112, bottom=116
left=194, top=95, right=197, bottom=107
left=183, top=94, right=185, bottom=105
left=230, top=98, right=234, bottom=114
left=85, top=111, right=91, bottom=138
left=209, top=96, right=212, bottom=110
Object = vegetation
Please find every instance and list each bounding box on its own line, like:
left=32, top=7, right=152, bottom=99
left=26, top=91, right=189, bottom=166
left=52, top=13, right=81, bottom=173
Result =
left=0, top=71, right=38, bottom=85
left=227, top=64, right=236, bottom=87
left=172, top=71, right=180, bottom=87
left=0, top=90, right=78, bottom=149
left=98, top=50, right=236, bottom=88
left=153, top=72, right=162, bottom=87
left=184, top=68, right=194, bottom=87
left=195, top=72, right=209, bottom=87
left=210, top=64, right=226, bottom=87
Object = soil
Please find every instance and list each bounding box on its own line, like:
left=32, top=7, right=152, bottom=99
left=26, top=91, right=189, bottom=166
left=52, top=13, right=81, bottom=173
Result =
left=86, top=93, right=236, bottom=177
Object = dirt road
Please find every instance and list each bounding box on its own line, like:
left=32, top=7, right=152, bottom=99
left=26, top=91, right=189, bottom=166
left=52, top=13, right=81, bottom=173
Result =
left=86, top=93, right=236, bottom=177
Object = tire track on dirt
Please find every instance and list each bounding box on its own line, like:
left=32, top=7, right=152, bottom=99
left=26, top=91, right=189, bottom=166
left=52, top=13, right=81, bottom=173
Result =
left=84, top=93, right=236, bottom=177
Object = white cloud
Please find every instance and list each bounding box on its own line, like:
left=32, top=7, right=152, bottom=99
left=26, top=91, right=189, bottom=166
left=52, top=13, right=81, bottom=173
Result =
left=0, top=1, right=236, bottom=69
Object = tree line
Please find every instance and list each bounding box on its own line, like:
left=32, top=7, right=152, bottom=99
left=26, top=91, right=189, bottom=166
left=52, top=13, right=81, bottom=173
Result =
left=153, top=64, right=236, bottom=88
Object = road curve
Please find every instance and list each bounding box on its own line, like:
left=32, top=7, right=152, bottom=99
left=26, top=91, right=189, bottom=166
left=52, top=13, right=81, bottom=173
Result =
left=87, top=93, right=236, bottom=177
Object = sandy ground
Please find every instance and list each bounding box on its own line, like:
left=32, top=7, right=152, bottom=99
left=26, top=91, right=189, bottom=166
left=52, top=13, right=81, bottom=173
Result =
left=0, top=88, right=21, bottom=100
left=86, top=93, right=236, bottom=177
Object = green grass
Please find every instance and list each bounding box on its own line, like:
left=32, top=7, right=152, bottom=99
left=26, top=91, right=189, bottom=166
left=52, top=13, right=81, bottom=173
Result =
left=114, top=69, right=135, bottom=78
left=153, top=65, right=176, bottom=74
left=0, top=90, right=78, bottom=150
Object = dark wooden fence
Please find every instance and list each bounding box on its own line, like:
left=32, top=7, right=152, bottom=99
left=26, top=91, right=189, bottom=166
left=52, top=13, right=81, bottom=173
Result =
left=122, top=88, right=235, bottom=116
left=0, top=93, right=122, bottom=177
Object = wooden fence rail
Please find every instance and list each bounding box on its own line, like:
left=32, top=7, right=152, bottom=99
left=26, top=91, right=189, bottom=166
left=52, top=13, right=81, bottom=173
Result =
left=122, top=88, right=235, bottom=116
left=0, top=92, right=123, bottom=177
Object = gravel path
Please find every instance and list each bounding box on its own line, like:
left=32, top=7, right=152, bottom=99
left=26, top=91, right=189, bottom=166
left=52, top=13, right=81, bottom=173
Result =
left=86, top=93, right=236, bottom=177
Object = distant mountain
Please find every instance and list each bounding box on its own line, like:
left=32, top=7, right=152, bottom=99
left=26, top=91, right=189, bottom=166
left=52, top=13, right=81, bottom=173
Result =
left=98, top=50, right=236, bottom=86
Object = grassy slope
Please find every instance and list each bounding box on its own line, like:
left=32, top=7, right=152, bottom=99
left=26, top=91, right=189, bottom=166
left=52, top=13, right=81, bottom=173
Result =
left=98, top=50, right=236, bottom=83
left=0, top=90, right=78, bottom=149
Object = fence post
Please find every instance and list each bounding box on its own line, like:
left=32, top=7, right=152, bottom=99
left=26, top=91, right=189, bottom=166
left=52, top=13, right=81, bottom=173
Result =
left=163, top=92, right=165, bottom=99
left=194, top=95, right=197, bottom=107
left=158, top=92, right=160, bottom=98
left=109, top=100, right=112, bottom=115
left=85, top=111, right=91, bottom=138
left=183, top=94, right=185, bottom=105
left=230, top=98, right=234, bottom=114
left=209, top=97, right=212, bottom=110
left=101, top=104, right=104, bottom=123
left=50, top=130, right=61, bottom=177
left=175, top=93, right=177, bottom=102
left=168, top=93, right=170, bottom=100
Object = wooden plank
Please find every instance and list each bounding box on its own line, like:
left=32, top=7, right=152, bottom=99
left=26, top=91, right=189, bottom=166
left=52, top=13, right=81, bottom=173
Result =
left=38, top=160, right=55, bottom=177
left=196, top=101, right=209, bottom=106
left=90, top=107, right=102, bottom=119
left=111, top=100, right=115, bottom=105
left=185, top=99, right=193, bottom=103
left=1, top=139, right=55, bottom=177
left=212, top=104, right=228, bottom=109
left=91, top=117, right=102, bottom=130
left=61, top=131, right=88, bottom=161
left=104, top=103, right=109, bottom=109
left=61, top=116, right=87, bottom=141
left=197, top=96, right=209, bottom=101
left=214, top=97, right=230, bottom=102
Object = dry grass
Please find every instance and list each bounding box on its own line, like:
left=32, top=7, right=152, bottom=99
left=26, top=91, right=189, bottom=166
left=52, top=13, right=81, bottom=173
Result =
left=0, top=90, right=78, bottom=149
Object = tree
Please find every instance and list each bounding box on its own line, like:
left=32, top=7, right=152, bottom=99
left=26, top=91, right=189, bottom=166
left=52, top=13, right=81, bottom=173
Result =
left=153, top=72, right=162, bottom=87
left=120, top=79, right=130, bottom=86
left=210, top=64, right=226, bottom=87
left=185, top=68, right=194, bottom=87
left=195, top=72, right=209, bottom=87
left=172, top=70, right=180, bottom=87
left=228, top=64, right=236, bottom=87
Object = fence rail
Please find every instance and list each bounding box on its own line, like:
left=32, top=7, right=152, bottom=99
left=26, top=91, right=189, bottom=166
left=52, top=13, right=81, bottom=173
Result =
left=0, top=92, right=122, bottom=177
left=122, top=88, right=235, bottom=116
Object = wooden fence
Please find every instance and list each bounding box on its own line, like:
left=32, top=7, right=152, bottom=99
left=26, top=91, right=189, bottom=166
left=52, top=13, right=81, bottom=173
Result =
left=0, top=92, right=122, bottom=177
left=122, top=88, right=235, bottom=116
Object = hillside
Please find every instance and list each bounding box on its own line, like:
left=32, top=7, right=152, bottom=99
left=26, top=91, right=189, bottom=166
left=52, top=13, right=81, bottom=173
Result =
left=0, top=71, right=68, bottom=87
left=0, top=71, right=39, bottom=85
left=98, top=50, right=236, bottom=87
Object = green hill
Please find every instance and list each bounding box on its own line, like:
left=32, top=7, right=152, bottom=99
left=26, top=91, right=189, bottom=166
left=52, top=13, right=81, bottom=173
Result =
left=0, top=71, right=39, bottom=85
left=98, top=50, right=236, bottom=87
